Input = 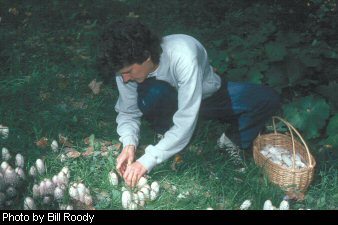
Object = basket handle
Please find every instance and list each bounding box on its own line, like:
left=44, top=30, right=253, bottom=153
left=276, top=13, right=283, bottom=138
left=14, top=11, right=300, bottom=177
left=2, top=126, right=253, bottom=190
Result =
left=272, top=116, right=313, bottom=168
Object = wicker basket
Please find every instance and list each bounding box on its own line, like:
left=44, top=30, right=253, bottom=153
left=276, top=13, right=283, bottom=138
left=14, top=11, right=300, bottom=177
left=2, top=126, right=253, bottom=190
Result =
left=253, top=116, right=316, bottom=193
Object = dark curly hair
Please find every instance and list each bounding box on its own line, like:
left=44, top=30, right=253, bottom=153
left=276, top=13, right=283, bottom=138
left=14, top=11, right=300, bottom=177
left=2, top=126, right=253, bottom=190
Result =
left=97, top=19, right=162, bottom=83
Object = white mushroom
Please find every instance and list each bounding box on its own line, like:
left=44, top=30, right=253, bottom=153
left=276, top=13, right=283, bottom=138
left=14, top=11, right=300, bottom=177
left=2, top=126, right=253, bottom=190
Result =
left=108, top=171, right=118, bottom=186
left=4, top=167, right=18, bottom=186
left=140, top=186, right=150, bottom=200
left=137, top=191, right=145, bottom=207
left=240, top=200, right=252, bottom=210
left=32, top=184, right=40, bottom=198
left=122, top=191, right=132, bottom=209
left=45, top=179, right=55, bottom=195
left=1, top=161, right=10, bottom=173
left=15, top=167, right=26, bottom=180
left=150, top=190, right=158, bottom=201
left=61, top=166, right=70, bottom=178
left=29, top=166, right=37, bottom=177
left=128, top=202, right=138, bottom=210
left=42, top=196, right=52, bottom=205
left=150, top=181, right=160, bottom=193
left=85, top=187, right=90, bottom=195
left=15, top=154, right=25, bottom=168
left=263, top=200, right=274, bottom=210
left=132, top=193, right=139, bottom=205
left=54, top=186, right=64, bottom=202
left=39, top=180, right=46, bottom=196
left=77, top=183, right=86, bottom=192
left=295, top=155, right=306, bottom=168
left=68, top=186, right=79, bottom=200
left=35, top=159, right=45, bottom=175
left=51, top=140, right=59, bottom=152
left=1, top=147, right=11, bottom=161
left=279, top=200, right=289, bottom=210
left=84, top=194, right=93, bottom=206
left=57, top=172, right=68, bottom=186
left=66, top=205, right=74, bottom=210
left=23, top=197, right=36, bottom=210
left=137, top=177, right=148, bottom=189
left=281, top=154, right=292, bottom=168
left=59, top=154, right=67, bottom=162
left=76, top=183, right=86, bottom=202
left=52, top=175, right=58, bottom=184
left=0, top=125, right=9, bottom=139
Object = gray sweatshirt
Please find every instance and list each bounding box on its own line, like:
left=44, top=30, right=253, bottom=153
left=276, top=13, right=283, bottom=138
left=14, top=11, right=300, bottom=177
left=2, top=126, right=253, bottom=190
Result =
left=115, top=34, right=222, bottom=172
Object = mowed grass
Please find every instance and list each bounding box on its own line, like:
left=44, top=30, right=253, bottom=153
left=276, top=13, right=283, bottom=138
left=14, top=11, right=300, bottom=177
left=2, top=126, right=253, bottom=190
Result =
left=0, top=0, right=337, bottom=210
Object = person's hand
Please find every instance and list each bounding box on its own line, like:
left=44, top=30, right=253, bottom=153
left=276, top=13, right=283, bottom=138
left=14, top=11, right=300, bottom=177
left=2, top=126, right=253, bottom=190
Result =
left=116, top=145, right=135, bottom=177
left=123, top=161, right=147, bottom=188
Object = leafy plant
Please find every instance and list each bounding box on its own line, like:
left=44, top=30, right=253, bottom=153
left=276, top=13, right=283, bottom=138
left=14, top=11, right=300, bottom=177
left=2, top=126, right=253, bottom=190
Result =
left=316, top=81, right=338, bottom=111
left=283, top=96, right=330, bottom=140
left=325, top=114, right=338, bottom=148
left=265, top=42, right=287, bottom=62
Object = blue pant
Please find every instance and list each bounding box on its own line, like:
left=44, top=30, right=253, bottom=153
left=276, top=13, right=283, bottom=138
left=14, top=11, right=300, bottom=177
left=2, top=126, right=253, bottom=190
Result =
left=137, top=78, right=281, bottom=149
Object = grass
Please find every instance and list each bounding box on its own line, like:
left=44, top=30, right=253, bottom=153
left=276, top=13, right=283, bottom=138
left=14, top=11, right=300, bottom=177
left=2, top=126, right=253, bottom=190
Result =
left=0, top=0, right=337, bottom=210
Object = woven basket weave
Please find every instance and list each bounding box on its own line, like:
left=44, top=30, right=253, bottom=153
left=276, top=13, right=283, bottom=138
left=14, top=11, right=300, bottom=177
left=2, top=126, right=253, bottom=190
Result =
left=253, top=116, right=316, bottom=193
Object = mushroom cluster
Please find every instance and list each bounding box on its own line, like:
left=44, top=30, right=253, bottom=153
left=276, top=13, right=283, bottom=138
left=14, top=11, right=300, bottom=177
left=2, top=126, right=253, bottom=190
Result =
left=263, top=199, right=289, bottom=210
left=25, top=165, right=71, bottom=210
left=1, top=148, right=27, bottom=209
left=108, top=172, right=160, bottom=210
left=68, top=182, right=93, bottom=207
left=261, top=145, right=307, bottom=169
left=239, top=199, right=290, bottom=210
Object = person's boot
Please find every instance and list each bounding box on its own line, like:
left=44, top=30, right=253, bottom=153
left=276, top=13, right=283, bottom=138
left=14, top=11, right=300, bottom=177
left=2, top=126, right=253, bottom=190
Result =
left=217, top=133, right=244, bottom=166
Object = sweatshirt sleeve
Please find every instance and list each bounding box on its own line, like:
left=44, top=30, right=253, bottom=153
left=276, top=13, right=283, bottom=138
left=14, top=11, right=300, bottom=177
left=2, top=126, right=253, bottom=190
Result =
left=115, top=75, right=142, bottom=148
left=137, top=53, right=203, bottom=172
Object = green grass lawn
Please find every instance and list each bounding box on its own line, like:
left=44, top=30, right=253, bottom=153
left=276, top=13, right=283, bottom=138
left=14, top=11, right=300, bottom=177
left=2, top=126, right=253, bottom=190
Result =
left=0, top=0, right=337, bottom=210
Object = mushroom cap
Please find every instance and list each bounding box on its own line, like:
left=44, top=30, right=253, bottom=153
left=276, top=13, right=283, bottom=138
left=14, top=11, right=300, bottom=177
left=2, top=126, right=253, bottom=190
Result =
left=24, top=197, right=36, bottom=210
left=54, top=186, right=64, bottom=201
left=263, top=200, right=274, bottom=210
left=15, top=154, right=25, bottom=168
left=36, top=159, right=45, bottom=175
left=240, top=200, right=252, bottom=210
left=150, top=181, right=160, bottom=193
left=108, top=171, right=118, bottom=186
left=121, top=191, right=132, bottom=209
left=4, top=167, right=18, bottom=186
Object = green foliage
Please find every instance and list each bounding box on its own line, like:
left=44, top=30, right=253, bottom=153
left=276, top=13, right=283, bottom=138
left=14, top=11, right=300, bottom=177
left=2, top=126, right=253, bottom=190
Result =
left=205, top=1, right=337, bottom=150
left=283, top=96, right=330, bottom=139
left=316, top=81, right=338, bottom=110
left=265, top=42, right=287, bottom=62
left=325, top=114, right=338, bottom=148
